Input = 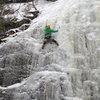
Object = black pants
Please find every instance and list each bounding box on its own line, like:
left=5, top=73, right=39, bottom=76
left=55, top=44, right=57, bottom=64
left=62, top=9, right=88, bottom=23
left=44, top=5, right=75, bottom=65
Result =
left=42, top=34, right=59, bottom=48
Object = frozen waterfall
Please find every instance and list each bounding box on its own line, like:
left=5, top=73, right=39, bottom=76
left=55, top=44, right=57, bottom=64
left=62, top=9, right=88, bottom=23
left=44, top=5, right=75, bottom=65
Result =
left=0, top=0, right=100, bottom=100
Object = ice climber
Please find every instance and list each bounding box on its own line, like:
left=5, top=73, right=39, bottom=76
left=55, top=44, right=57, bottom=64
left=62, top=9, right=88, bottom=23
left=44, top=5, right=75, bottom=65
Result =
left=42, top=25, right=59, bottom=49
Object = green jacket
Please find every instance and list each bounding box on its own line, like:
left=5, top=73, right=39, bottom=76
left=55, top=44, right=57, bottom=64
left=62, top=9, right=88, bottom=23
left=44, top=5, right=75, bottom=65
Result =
left=44, top=27, right=58, bottom=35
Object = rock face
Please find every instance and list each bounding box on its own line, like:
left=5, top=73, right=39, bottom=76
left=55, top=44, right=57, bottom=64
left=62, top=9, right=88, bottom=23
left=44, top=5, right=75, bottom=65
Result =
left=0, top=0, right=100, bottom=100
left=0, top=42, right=33, bottom=86
left=4, top=0, right=33, bottom=3
left=46, top=0, right=57, bottom=1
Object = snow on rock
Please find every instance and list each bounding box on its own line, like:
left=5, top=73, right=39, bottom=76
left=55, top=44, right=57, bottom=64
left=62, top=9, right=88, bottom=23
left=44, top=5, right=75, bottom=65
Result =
left=0, top=0, right=100, bottom=100
left=13, top=71, right=73, bottom=100
left=4, top=2, right=35, bottom=20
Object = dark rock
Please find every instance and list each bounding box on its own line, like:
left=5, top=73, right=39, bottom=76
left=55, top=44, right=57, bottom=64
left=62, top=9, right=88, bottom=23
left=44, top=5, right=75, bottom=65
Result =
left=29, top=10, right=39, bottom=18
left=19, top=24, right=30, bottom=31
left=0, top=34, right=7, bottom=39
left=3, top=9, right=14, bottom=15
left=0, top=70, right=5, bottom=85
left=0, top=39, right=6, bottom=44
left=4, top=18, right=30, bottom=31
left=6, top=30, right=16, bottom=36
left=4, top=0, right=33, bottom=3
left=16, top=19, right=30, bottom=27
left=46, top=0, right=57, bottom=1
left=25, top=10, right=40, bottom=20
left=0, top=89, right=14, bottom=100
left=0, top=50, right=33, bottom=87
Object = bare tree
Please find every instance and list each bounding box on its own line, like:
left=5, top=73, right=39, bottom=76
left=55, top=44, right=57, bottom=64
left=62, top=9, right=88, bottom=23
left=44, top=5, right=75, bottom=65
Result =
left=32, top=0, right=37, bottom=10
left=0, top=0, right=5, bottom=16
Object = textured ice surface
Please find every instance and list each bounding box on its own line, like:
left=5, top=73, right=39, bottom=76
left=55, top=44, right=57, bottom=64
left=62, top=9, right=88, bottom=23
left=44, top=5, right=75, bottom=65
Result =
left=0, top=0, right=100, bottom=100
